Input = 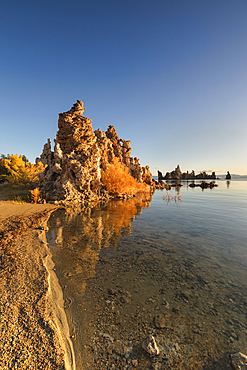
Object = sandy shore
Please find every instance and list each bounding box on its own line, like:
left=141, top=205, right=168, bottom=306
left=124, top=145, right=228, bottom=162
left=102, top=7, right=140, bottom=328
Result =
left=0, top=200, right=57, bottom=220
left=0, top=201, right=75, bottom=370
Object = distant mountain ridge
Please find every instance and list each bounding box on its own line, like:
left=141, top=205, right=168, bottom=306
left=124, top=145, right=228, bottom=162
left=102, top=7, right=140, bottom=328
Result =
left=217, top=174, right=247, bottom=178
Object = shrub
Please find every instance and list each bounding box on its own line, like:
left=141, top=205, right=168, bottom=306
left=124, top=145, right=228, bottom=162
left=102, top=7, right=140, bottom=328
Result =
left=30, top=187, right=41, bottom=204
left=101, top=157, right=147, bottom=197
left=12, top=196, right=26, bottom=204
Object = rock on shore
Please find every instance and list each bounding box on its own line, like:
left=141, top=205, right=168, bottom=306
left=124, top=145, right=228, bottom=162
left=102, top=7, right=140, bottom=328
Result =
left=37, top=101, right=155, bottom=203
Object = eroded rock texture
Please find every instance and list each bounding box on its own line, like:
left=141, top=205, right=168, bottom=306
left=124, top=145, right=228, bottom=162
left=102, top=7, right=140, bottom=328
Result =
left=37, top=101, right=154, bottom=203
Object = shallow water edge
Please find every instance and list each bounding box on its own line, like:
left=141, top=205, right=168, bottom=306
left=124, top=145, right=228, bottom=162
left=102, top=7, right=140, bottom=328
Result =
left=47, top=183, right=247, bottom=369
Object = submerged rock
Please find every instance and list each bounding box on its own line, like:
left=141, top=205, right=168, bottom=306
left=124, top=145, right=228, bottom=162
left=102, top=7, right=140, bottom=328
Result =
left=153, top=314, right=166, bottom=329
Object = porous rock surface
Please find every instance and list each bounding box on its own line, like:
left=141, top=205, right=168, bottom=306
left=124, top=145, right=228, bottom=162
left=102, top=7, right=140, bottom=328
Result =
left=37, top=101, right=155, bottom=203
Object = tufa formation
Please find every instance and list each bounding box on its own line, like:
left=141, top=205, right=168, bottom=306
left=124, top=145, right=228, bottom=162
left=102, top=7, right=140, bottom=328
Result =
left=158, top=165, right=217, bottom=181
left=37, top=101, right=160, bottom=203
left=225, top=171, right=231, bottom=180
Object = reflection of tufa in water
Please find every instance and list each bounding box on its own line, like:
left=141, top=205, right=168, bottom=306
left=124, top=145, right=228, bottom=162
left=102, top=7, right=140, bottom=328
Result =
left=189, top=181, right=218, bottom=189
left=162, top=191, right=182, bottom=206
left=47, top=192, right=152, bottom=296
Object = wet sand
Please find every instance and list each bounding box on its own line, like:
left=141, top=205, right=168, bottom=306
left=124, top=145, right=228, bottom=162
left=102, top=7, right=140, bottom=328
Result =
left=0, top=201, right=75, bottom=370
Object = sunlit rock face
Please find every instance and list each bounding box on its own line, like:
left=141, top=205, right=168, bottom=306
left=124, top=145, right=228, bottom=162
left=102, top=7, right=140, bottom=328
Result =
left=37, top=101, right=154, bottom=203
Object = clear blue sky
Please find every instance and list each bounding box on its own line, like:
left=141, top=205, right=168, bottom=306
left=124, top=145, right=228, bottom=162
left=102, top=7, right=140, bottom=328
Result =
left=1, top=0, right=247, bottom=175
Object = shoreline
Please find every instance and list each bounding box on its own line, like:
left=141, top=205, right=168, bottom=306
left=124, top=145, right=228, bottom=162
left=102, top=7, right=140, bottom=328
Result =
left=43, top=235, right=76, bottom=370
left=0, top=201, right=75, bottom=370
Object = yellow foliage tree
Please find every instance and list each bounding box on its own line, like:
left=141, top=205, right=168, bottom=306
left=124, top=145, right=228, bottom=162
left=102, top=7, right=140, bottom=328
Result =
left=1, top=154, right=44, bottom=186
left=101, top=157, right=147, bottom=196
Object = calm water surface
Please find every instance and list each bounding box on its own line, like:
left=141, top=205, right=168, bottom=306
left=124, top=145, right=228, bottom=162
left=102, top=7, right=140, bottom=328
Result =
left=47, top=180, right=247, bottom=370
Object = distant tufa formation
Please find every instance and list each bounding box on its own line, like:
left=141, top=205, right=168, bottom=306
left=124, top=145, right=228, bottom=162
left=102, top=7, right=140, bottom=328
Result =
left=37, top=101, right=159, bottom=203
left=225, top=171, right=231, bottom=180
left=158, top=165, right=217, bottom=181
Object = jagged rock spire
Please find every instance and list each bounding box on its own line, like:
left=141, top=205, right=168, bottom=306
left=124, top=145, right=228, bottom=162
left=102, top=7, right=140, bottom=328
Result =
left=37, top=101, right=154, bottom=203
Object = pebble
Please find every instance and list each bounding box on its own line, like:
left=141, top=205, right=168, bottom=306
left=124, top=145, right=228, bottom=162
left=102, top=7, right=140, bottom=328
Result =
left=99, top=332, right=114, bottom=343
left=142, top=336, right=160, bottom=356
left=230, top=351, right=247, bottom=369
left=132, top=359, right=138, bottom=367
left=231, top=332, right=238, bottom=340
left=162, top=299, right=169, bottom=308
left=153, top=314, right=166, bottom=329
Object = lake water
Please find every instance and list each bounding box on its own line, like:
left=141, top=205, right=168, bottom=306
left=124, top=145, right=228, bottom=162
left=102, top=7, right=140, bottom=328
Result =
left=47, top=179, right=247, bottom=370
